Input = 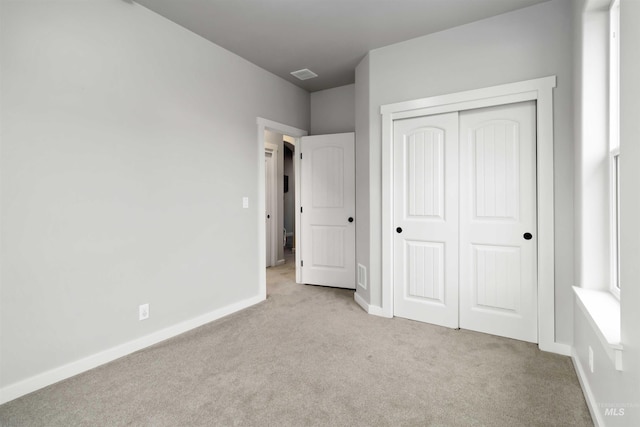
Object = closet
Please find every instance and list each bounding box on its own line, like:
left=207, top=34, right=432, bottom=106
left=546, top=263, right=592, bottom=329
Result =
left=393, top=101, right=537, bottom=343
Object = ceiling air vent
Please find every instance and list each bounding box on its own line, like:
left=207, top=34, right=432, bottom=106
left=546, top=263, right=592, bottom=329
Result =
left=290, top=68, right=318, bottom=80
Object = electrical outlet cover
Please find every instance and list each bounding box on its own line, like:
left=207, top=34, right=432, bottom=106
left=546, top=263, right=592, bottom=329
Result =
left=139, top=303, right=149, bottom=321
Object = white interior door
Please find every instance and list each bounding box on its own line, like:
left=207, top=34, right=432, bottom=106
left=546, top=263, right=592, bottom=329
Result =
left=265, top=150, right=275, bottom=267
left=299, top=133, right=355, bottom=289
left=393, top=112, right=459, bottom=328
left=459, top=101, right=537, bottom=343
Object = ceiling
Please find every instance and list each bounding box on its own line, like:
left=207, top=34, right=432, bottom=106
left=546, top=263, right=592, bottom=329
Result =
left=135, top=0, right=550, bottom=92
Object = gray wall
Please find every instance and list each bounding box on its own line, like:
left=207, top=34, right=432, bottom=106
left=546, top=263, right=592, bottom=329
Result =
left=0, top=0, right=309, bottom=388
left=363, top=0, right=575, bottom=343
left=310, top=84, right=355, bottom=135
left=355, top=55, right=371, bottom=301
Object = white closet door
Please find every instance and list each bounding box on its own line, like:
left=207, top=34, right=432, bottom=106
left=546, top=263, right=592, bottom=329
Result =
left=459, top=101, right=537, bottom=343
left=300, top=133, right=356, bottom=289
left=393, top=112, right=459, bottom=328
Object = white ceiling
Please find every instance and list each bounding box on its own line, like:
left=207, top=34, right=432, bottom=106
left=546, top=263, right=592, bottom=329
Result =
left=135, top=0, right=550, bottom=92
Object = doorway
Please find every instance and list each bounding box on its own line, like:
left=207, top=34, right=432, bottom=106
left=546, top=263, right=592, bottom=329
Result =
left=256, top=118, right=308, bottom=300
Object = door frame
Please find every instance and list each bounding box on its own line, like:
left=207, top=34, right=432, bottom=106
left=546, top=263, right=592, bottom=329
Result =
left=264, top=143, right=278, bottom=267
left=256, top=118, right=307, bottom=299
left=380, top=76, right=569, bottom=355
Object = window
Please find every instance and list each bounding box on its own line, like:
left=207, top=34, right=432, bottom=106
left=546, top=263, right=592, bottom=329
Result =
left=609, top=0, right=620, bottom=296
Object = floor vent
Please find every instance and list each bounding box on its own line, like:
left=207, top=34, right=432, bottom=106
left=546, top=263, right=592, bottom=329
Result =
left=357, top=264, right=367, bottom=290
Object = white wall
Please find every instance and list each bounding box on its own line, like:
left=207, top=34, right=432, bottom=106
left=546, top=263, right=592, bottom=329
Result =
left=572, top=0, right=640, bottom=424
left=619, top=0, right=640, bottom=421
left=355, top=55, right=371, bottom=301
left=310, top=84, right=355, bottom=135
left=0, top=0, right=309, bottom=393
left=363, top=0, right=575, bottom=344
left=573, top=0, right=611, bottom=291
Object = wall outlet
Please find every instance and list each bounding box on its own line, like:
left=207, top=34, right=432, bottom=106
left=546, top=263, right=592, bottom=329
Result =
left=242, top=197, right=249, bottom=209
left=139, top=303, right=149, bottom=321
left=588, top=346, right=594, bottom=373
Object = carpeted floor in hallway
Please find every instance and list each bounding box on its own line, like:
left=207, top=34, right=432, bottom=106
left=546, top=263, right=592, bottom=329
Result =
left=0, top=253, right=592, bottom=426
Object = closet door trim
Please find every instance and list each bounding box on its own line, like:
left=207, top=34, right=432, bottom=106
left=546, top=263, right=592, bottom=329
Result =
left=379, top=76, right=568, bottom=356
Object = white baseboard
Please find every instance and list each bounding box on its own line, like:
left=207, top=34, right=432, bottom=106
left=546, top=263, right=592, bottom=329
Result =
left=572, top=349, right=604, bottom=427
left=539, top=341, right=572, bottom=356
left=354, top=291, right=370, bottom=312
left=353, top=292, right=392, bottom=318
left=0, top=294, right=265, bottom=405
left=368, top=304, right=392, bottom=318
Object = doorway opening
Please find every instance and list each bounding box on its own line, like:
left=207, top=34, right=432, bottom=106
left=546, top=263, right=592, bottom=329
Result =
left=256, top=118, right=307, bottom=301
left=264, top=130, right=296, bottom=269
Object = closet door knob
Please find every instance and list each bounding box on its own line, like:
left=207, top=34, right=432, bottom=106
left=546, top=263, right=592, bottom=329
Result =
left=348, top=217, right=354, bottom=223
left=396, top=227, right=403, bottom=233
left=523, top=232, right=532, bottom=240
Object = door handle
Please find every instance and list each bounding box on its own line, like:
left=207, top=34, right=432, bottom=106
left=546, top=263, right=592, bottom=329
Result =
left=523, top=232, right=532, bottom=240
left=396, top=227, right=403, bottom=233
left=348, top=217, right=354, bottom=223
left=267, top=215, right=270, bottom=219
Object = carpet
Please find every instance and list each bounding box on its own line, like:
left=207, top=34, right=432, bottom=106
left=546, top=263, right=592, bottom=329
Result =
left=0, top=258, right=592, bottom=426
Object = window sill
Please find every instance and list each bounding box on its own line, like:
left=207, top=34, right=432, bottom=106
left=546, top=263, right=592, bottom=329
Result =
left=573, top=286, right=623, bottom=371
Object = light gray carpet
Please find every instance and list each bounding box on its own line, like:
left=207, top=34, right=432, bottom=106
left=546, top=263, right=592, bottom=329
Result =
left=1, top=256, right=592, bottom=426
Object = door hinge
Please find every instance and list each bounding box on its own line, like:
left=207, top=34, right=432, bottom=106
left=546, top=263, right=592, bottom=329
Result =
left=301, top=260, right=303, bottom=267
left=300, top=206, right=303, bottom=213
left=300, top=153, right=303, bottom=159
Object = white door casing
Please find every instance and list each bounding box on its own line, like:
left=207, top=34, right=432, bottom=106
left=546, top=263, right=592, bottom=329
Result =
left=393, top=112, right=459, bottom=328
left=379, top=77, right=565, bottom=354
left=264, top=148, right=276, bottom=267
left=300, top=133, right=356, bottom=289
left=459, top=101, right=537, bottom=343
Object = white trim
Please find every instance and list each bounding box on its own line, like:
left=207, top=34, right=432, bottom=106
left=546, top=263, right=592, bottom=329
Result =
left=380, top=76, right=556, bottom=115
left=380, top=76, right=562, bottom=353
left=257, top=118, right=308, bottom=139
left=572, top=348, right=606, bottom=427
left=389, top=91, right=537, bottom=121
left=264, top=142, right=278, bottom=268
left=295, top=139, right=302, bottom=283
left=276, top=259, right=285, bottom=266
left=573, top=286, right=623, bottom=370
left=354, top=291, right=370, bottom=312
left=367, top=304, right=390, bottom=318
left=609, top=148, right=621, bottom=298
left=544, top=342, right=572, bottom=357
left=354, top=292, right=392, bottom=318
left=256, top=118, right=307, bottom=298
left=0, top=294, right=264, bottom=405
